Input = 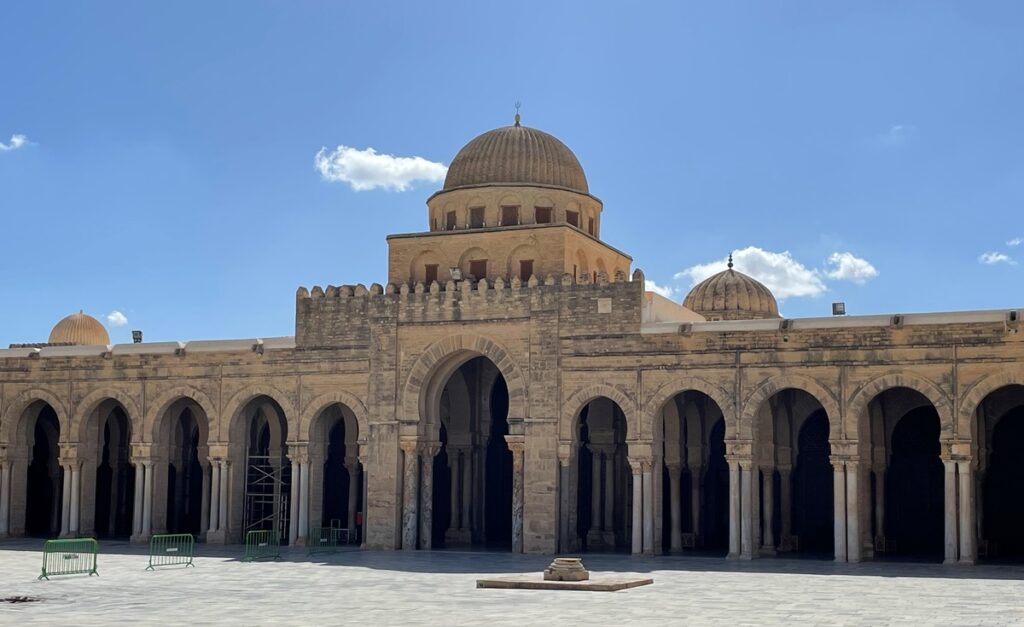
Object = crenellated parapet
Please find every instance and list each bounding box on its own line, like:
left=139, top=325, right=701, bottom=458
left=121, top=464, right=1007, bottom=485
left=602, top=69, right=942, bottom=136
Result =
left=295, top=269, right=646, bottom=348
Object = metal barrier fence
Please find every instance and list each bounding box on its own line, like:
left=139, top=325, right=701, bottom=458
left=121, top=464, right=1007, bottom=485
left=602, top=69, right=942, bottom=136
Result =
left=147, top=534, right=195, bottom=570
left=39, top=538, right=99, bottom=580
left=243, top=529, right=281, bottom=561
left=308, top=527, right=349, bottom=555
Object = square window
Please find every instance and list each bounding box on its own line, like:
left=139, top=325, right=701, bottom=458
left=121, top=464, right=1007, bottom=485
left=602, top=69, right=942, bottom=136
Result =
left=446, top=211, right=457, bottom=230
left=566, top=210, right=579, bottom=227
left=535, top=207, right=552, bottom=224
left=470, top=207, right=485, bottom=228
left=588, top=218, right=595, bottom=235
left=519, top=259, right=534, bottom=282
left=425, top=264, right=438, bottom=285
left=501, top=206, right=519, bottom=226
left=469, top=259, right=487, bottom=280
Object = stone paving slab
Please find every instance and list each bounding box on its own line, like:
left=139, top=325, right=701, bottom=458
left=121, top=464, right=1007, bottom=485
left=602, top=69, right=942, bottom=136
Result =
left=476, top=574, right=654, bottom=591
left=1, top=540, right=1024, bottom=625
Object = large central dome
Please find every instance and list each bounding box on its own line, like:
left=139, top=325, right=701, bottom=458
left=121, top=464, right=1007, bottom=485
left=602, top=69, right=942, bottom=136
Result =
left=442, top=121, right=589, bottom=194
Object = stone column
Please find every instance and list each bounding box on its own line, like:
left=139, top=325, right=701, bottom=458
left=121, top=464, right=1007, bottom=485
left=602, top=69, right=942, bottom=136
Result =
left=0, top=461, right=10, bottom=536
left=461, top=449, right=472, bottom=534
left=298, top=460, right=310, bottom=544
left=400, top=441, right=419, bottom=551
left=689, top=464, right=702, bottom=541
left=141, top=461, right=154, bottom=538
left=959, top=460, right=976, bottom=564
left=628, top=457, right=642, bottom=554
left=558, top=448, right=572, bottom=553
left=60, top=464, right=71, bottom=536
left=506, top=436, right=525, bottom=554
left=200, top=463, right=211, bottom=537
left=642, top=461, right=655, bottom=554
left=778, top=466, right=793, bottom=551
left=447, top=455, right=458, bottom=534
left=667, top=463, right=683, bottom=553
left=728, top=460, right=740, bottom=559
left=845, top=461, right=861, bottom=562
left=218, top=460, right=229, bottom=538
left=760, top=468, right=775, bottom=555
left=873, top=466, right=885, bottom=549
left=943, top=459, right=958, bottom=564
left=591, top=448, right=602, bottom=532
left=740, top=462, right=754, bottom=559
left=832, top=461, right=847, bottom=562
left=359, top=452, right=369, bottom=548
left=69, top=462, right=81, bottom=535
left=347, top=462, right=361, bottom=535
left=419, top=444, right=438, bottom=550
left=288, top=457, right=299, bottom=543
left=604, top=453, right=615, bottom=534
left=208, top=461, right=220, bottom=533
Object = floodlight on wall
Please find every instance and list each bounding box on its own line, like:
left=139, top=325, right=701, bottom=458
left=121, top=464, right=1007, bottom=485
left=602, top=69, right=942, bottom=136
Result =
left=449, top=267, right=463, bottom=282
left=832, top=302, right=846, bottom=316
left=132, top=330, right=143, bottom=343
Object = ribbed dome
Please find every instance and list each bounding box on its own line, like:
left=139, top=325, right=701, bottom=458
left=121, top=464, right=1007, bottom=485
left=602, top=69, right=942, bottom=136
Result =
left=48, top=311, right=110, bottom=345
left=443, top=122, right=589, bottom=193
left=683, top=265, right=780, bottom=321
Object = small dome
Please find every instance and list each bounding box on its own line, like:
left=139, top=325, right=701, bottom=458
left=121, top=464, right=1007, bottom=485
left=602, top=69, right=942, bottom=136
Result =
left=443, top=121, right=589, bottom=194
left=683, top=259, right=780, bottom=321
left=48, top=311, right=110, bottom=345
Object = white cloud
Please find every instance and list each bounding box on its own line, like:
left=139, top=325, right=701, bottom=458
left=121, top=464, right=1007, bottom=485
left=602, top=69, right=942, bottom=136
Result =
left=314, top=145, right=447, bottom=192
left=824, top=252, right=879, bottom=284
left=1007, top=237, right=1022, bottom=247
left=0, top=134, right=29, bottom=152
left=675, top=246, right=828, bottom=299
left=644, top=280, right=677, bottom=299
left=106, top=310, right=128, bottom=327
left=979, top=251, right=1015, bottom=265
left=875, top=124, right=916, bottom=147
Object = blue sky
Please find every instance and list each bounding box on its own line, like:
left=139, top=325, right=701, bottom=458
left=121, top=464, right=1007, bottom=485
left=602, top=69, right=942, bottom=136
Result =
left=1, top=1, right=1022, bottom=345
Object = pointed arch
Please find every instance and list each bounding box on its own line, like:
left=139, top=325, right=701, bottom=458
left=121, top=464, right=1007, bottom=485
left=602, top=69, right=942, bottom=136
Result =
left=144, top=385, right=218, bottom=444
left=1, top=387, right=69, bottom=444
left=559, top=383, right=638, bottom=442
left=71, top=387, right=142, bottom=444
left=739, top=374, right=840, bottom=441
left=643, top=376, right=736, bottom=441
left=221, top=383, right=296, bottom=443
left=958, top=369, right=1024, bottom=437
left=298, top=390, right=369, bottom=443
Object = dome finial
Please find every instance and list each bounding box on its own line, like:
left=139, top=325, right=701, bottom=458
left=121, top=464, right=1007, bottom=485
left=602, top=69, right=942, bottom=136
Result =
left=727, top=252, right=734, bottom=269
left=514, top=101, right=521, bottom=127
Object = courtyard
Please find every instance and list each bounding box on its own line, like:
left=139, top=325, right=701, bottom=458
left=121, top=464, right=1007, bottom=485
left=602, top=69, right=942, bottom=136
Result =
left=2, top=540, right=1024, bottom=625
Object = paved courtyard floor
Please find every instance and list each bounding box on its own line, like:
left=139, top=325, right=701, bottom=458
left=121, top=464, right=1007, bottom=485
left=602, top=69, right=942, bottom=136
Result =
left=2, top=540, right=1024, bottom=625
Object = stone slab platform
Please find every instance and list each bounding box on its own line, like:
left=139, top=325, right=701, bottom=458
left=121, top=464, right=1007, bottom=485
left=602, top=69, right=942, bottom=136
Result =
left=476, top=575, right=654, bottom=592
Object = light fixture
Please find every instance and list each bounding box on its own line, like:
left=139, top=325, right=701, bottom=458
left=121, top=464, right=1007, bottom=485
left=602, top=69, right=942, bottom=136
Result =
left=832, top=302, right=846, bottom=316
left=132, top=330, right=143, bottom=343
left=449, top=267, right=463, bottom=282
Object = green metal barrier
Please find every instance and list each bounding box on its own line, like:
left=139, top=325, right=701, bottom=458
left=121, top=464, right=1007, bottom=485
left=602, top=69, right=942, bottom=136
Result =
left=146, top=533, right=195, bottom=570
left=39, top=538, right=99, bottom=580
left=243, top=529, right=281, bottom=562
left=307, top=527, right=341, bottom=555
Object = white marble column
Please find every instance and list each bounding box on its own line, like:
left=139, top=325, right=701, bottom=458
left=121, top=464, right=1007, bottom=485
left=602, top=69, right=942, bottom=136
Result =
left=846, top=461, right=861, bottom=562
left=668, top=463, right=682, bottom=552
left=461, top=449, right=471, bottom=533
left=507, top=437, right=525, bottom=554
left=209, top=461, right=221, bottom=533
left=347, top=463, right=361, bottom=535
left=298, top=460, right=310, bottom=544
left=0, top=461, right=10, bottom=536
left=959, top=460, right=976, bottom=564
left=642, top=461, right=654, bottom=554
left=944, top=459, right=958, bottom=564
left=400, top=441, right=419, bottom=550
left=604, top=454, right=615, bottom=534
left=69, top=462, right=81, bottom=535
left=833, top=462, right=847, bottom=562
left=200, top=463, right=211, bottom=537
left=218, top=460, right=229, bottom=537
left=689, top=464, right=702, bottom=542
left=141, top=461, right=154, bottom=538
left=60, top=464, right=71, bottom=536
left=629, top=458, right=642, bottom=554
left=728, top=460, right=740, bottom=558
left=761, top=468, right=775, bottom=554
left=873, top=466, right=885, bottom=548
left=287, top=457, right=299, bottom=543
left=447, top=456, right=458, bottom=533
left=740, top=462, right=754, bottom=559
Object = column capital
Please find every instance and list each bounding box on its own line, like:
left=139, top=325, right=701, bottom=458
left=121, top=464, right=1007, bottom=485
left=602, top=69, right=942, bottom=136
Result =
left=420, top=441, right=442, bottom=459
left=557, top=442, right=574, bottom=467
left=665, top=460, right=683, bottom=474
left=503, top=435, right=525, bottom=455
left=399, top=439, right=419, bottom=455
left=627, top=455, right=653, bottom=473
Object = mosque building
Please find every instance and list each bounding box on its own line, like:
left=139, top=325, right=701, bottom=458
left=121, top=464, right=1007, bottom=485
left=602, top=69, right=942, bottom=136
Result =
left=1, top=116, right=1022, bottom=564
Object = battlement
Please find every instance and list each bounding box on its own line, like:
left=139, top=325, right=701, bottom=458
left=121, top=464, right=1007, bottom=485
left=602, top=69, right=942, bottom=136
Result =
left=295, top=269, right=648, bottom=347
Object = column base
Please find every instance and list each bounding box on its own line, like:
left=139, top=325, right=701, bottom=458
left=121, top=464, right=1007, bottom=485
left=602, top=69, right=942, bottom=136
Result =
left=292, top=536, right=307, bottom=547
left=205, top=529, right=228, bottom=545
left=958, top=558, right=976, bottom=566
left=130, top=533, right=150, bottom=544
left=445, top=529, right=472, bottom=544
left=759, top=546, right=777, bottom=557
